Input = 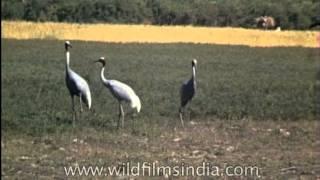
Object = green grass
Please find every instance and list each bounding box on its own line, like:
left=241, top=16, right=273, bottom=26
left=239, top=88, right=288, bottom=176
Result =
left=2, top=39, right=319, bottom=135
left=2, top=39, right=320, bottom=179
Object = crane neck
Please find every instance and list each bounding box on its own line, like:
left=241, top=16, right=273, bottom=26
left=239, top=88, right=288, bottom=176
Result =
left=65, top=51, right=70, bottom=70
left=192, top=66, right=196, bottom=81
left=100, top=66, right=109, bottom=84
left=192, top=65, right=197, bottom=89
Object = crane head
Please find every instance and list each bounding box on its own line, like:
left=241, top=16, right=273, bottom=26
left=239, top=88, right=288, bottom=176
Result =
left=192, top=59, right=197, bottom=67
left=65, top=41, right=72, bottom=51
left=95, top=57, right=106, bottom=66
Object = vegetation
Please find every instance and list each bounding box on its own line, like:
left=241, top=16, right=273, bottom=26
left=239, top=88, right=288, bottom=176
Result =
left=2, top=39, right=319, bottom=179
left=2, top=0, right=320, bottom=30
left=3, top=21, right=319, bottom=48
left=2, top=39, right=319, bottom=136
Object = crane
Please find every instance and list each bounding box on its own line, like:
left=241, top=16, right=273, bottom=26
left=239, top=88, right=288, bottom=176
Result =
left=95, top=57, right=141, bottom=129
left=64, top=41, right=92, bottom=126
left=179, top=59, right=197, bottom=127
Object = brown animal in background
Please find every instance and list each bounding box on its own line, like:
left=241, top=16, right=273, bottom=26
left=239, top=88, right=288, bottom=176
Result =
left=255, top=16, right=276, bottom=30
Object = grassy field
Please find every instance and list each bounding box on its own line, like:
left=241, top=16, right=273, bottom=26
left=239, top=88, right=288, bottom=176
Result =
left=2, top=21, right=320, bottom=47
left=2, top=39, right=320, bottom=179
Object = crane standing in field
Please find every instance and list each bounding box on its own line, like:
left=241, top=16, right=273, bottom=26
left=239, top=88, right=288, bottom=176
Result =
left=179, top=59, right=197, bottom=127
left=65, top=41, right=92, bottom=126
left=95, top=57, right=141, bottom=129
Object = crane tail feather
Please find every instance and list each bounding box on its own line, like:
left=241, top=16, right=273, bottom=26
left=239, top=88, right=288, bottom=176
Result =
left=87, top=92, right=92, bottom=109
left=82, top=89, right=92, bottom=110
left=131, top=95, right=141, bottom=113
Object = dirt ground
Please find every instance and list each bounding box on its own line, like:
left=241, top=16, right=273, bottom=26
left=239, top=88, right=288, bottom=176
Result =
left=2, top=119, right=320, bottom=179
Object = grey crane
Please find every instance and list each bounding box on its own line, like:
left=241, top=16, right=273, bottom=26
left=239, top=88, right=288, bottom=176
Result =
left=179, top=59, right=197, bottom=127
left=65, top=41, right=92, bottom=126
left=95, top=57, right=141, bottom=129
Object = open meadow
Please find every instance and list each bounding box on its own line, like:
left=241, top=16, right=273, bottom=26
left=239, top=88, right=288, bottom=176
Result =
left=2, top=21, right=319, bottom=47
left=2, top=38, right=320, bottom=179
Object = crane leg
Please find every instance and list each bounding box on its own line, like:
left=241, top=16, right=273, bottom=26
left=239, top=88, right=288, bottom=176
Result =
left=179, top=107, right=184, bottom=127
left=117, top=104, right=121, bottom=129
left=72, top=96, right=76, bottom=127
left=131, top=113, right=135, bottom=131
left=79, top=94, right=83, bottom=113
left=120, top=104, right=124, bottom=128
left=118, top=103, right=124, bottom=129
left=131, top=108, right=139, bottom=131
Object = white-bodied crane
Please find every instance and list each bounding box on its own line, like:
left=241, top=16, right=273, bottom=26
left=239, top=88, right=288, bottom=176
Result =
left=65, top=41, right=92, bottom=126
left=95, top=57, right=141, bottom=129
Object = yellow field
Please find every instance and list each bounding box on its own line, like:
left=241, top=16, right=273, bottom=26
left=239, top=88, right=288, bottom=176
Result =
left=2, top=21, right=319, bottom=47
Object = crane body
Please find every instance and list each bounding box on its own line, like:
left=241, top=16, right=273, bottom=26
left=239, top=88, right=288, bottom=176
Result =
left=95, top=57, right=141, bottom=129
left=64, top=41, right=92, bottom=126
left=179, top=59, right=197, bottom=127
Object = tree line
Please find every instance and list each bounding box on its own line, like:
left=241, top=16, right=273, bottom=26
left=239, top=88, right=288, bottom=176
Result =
left=2, top=0, right=320, bottom=30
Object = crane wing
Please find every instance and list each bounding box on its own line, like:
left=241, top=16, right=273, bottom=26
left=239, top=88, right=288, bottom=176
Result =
left=104, top=80, right=141, bottom=112
left=66, top=69, right=92, bottom=108
left=68, top=70, right=89, bottom=92
left=180, top=79, right=195, bottom=107
left=107, top=80, right=137, bottom=102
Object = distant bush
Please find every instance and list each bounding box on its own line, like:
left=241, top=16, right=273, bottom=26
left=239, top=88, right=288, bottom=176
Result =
left=2, top=0, right=320, bottom=30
